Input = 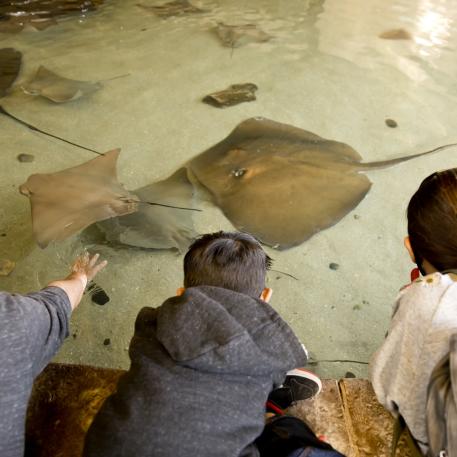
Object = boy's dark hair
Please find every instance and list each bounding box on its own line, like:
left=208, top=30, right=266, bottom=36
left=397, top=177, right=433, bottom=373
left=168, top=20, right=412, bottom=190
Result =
left=407, top=168, right=457, bottom=272
left=183, top=231, right=272, bottom=297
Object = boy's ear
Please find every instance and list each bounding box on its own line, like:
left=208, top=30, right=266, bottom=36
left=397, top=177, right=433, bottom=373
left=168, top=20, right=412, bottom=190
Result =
left=404, top=236, right=416, bottom=262
left=176, top=287, right=185, bottom=296
left=260, top=288, right=273, bottom=302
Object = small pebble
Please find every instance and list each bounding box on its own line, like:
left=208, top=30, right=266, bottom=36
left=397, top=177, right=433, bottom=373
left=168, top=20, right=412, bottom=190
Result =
left=345, top=371, right=356, bottom=378
left=103, top=338, right=111, bottom=346
left=385, top=118, right=398, bottom=128
left=329, top=262, right=339, bottom=270
left=17, top=153, right=35, bottom=163
left=353, top=214, right=360, bottom=220
left=0, top=258, right=15, bottom=276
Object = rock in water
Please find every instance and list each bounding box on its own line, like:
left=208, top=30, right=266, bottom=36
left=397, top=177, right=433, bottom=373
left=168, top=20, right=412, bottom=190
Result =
left=385, top=118, right=398, bottom=128
left=0, top=258, right=15, bottom=276
left=203, top=83, right=258, bottom=108
left=17, top=153, right=35, bottom=163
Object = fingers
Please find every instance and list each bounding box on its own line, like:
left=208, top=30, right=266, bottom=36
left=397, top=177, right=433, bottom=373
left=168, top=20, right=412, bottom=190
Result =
left=71, top=252, right=107, bottom=281
left=91, top=259, right=108, bottom=277
left=88, top=253, right=100, bottom=268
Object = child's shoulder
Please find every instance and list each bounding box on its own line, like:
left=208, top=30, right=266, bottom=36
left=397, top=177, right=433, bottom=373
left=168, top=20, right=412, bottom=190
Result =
left=399, top=272, right=457, bottom=300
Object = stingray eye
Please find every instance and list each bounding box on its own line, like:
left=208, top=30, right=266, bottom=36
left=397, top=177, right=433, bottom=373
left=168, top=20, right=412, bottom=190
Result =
left=231, top=168, right=247, bottom=178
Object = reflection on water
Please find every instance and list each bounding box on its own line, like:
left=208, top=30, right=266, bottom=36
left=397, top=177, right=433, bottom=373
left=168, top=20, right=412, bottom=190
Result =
left=1, top=0, right=457, bottom=378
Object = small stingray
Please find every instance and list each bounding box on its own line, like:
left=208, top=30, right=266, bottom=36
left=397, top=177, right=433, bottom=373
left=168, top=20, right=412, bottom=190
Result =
left=22, top=66, right=103, bottom=103
left=187, top=117, right=457, bottom=249
left=19, top=149, right=139, bottom=248
left=0, top=48, right=21, bottom=97
left=203, top=83, right=258, bottom=108
left=215, top=22, right=272, bottom=48
left=379, top=28, right=412, bottom=40
left=137, top=0, right=204, bottom=18
left=98, top=168, right=196, bottom=252
left=0, top=0, right=103, bottom=33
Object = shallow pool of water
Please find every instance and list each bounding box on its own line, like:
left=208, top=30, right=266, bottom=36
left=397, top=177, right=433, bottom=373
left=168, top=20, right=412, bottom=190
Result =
left=1, top=0, right=456, bottom=378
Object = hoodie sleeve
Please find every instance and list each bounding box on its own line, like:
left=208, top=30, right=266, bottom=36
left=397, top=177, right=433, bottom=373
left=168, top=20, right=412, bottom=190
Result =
left=0, top=286, right=71, bottom=457
left=0, top=286, right=71, bottom=378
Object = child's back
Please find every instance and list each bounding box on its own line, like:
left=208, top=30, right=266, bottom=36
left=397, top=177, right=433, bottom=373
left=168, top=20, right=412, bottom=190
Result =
left=84, top=232, right=307, bottom=457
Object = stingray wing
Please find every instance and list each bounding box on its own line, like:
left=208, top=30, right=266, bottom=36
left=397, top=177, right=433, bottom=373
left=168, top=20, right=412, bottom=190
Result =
left=20, top=149, right=138, bottom=248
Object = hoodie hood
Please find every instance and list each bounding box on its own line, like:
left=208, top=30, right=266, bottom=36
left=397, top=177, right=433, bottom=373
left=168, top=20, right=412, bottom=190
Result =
left=155, top=286, right=306, bottom=375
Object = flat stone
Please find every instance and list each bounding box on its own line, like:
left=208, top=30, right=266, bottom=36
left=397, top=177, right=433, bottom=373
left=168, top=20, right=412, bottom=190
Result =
left=17, top=153, right=35, bottom=162
left=385, top=119, right=398, bottom=128
left=26, top=363, right=123, bottom=457
left=288, top=380, right=351, bottom=455
left=203, top=83, right=258, bottom=108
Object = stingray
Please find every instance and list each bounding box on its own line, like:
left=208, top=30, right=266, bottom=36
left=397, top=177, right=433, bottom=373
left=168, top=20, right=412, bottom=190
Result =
left=215, top=23, right=272, bottom=48
left=203, top=83, right=258, bottom=108
left=22, top=66, right=103, bottom=103
left=19, top=149, right=139, bottom=248
left=0, top=48, right=21, bottom=97
left=98, top=168, right=196, bottom=251
left=19, top=149, right=199, bottom=249
left=186, top=117, right=456, bottom=250
left=0, top=0, right=104, bottom=33
left=137, top=0, right=204, bottom=18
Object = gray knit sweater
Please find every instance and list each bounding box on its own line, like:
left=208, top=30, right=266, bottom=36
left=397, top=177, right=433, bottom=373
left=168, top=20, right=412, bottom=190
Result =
left=0, top=287, right=71, bottom=457
left=84, top=286, right=307, bottom=457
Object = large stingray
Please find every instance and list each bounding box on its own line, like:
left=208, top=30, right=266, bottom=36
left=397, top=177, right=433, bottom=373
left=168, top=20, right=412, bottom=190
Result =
left=19, top=149, right=139, bottom=248
left=187, top=117, right=456, bottom=249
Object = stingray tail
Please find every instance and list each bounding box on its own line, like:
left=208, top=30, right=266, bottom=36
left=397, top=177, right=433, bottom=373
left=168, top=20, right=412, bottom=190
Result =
left=359, top=142, right=457, bottom=170
left=0, top=105, right=102, bottom=155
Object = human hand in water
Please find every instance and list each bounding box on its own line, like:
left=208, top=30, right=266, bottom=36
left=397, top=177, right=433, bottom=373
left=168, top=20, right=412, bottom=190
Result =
left=70, top=252, right=107, bottom=283
left=48, top=253, right=107, bottom=310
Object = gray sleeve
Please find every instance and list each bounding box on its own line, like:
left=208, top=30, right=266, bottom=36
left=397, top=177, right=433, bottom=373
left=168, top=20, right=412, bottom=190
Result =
left=0, top=286, right=71, bottom=457
left=19, top=286, right=72, bottom=375
left=1, top=286, right=72, bottom=378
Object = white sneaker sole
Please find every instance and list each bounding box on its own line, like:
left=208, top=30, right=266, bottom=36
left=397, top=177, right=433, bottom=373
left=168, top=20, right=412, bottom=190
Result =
left=286, top=368, right=323, bottom=395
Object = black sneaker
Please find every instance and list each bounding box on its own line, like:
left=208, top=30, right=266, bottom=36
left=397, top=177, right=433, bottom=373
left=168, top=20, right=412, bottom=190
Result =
left=267, top=369, right=322, bottom=411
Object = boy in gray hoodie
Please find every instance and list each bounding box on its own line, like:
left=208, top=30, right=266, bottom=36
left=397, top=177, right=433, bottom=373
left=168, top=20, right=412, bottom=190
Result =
left=84, top=231, right=320, bottom=457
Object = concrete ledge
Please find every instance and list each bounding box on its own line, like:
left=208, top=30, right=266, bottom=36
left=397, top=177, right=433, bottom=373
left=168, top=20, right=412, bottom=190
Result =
left=25, top=363, right=413, bottom=457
